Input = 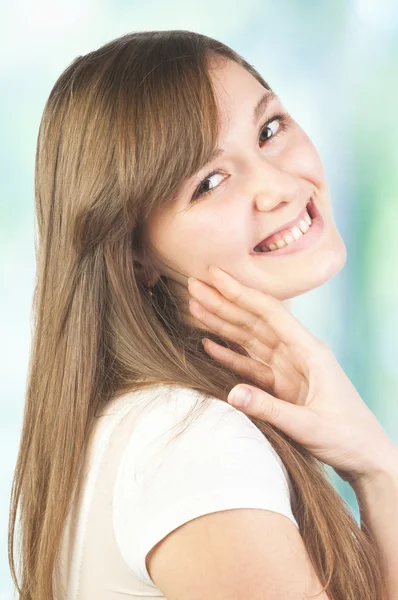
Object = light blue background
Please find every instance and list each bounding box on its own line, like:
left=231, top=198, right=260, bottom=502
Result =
left=2, top=1, right=397, bottom=598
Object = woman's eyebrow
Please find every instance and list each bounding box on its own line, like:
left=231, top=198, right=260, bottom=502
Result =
left=204, top=90, right=279, bottom=164
left=253, top=90, right=279, bottom=125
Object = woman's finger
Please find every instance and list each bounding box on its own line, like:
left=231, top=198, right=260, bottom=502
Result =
left=202, top=338, right=275, bottom=390
left=188, top=280, right=279, bottom=349
left=208, top=266, right=326, bottom=359
left=228, top=383, right=317, bottom=445
left=190, top=299, right=273, bottom=364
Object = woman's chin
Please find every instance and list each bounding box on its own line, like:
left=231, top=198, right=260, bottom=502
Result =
left=297, top=235, right=347, bottom=298
left=262, top=233, right=347, bottom=301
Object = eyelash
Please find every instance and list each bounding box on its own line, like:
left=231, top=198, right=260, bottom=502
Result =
left=191, top=112, right=290, bottom=202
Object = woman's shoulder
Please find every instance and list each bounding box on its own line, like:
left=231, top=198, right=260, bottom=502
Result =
left=112, top=384, right=299, bottom=587
left=111, top=383, right=292, bottom=496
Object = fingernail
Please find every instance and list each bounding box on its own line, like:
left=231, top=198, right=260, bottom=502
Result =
left=188, top=277, right=196, bottom=285
left=228, top=387, right=252, bottom=408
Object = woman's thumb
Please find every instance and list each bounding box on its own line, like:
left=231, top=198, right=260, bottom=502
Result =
left=227, top=385, right=307, bottom=438
left=228, top=386, right=253, bottom=408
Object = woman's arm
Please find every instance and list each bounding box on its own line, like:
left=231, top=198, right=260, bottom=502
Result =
left=350, top=447, right=398, bottom=600
left=187, top=267, right=398, bottom=597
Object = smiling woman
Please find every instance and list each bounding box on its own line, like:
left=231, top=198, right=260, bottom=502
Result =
left=145, top=55, right=346, bottom=306
left=8, top=29, right=387, bottom=600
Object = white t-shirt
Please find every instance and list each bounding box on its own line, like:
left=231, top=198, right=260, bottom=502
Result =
left=54, top=384, right=299, bottom=599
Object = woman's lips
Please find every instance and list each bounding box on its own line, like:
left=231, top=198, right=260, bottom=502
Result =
left=254, top=198, right=313, bottom=250
left=250, top=198, right=324, bottom=257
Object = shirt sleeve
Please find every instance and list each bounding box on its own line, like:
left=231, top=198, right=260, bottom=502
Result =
left=113, top=386, right=299, bottom=589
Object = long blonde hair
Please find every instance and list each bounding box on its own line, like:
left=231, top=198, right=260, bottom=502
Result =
left=8, top=30, right=387, bottom=600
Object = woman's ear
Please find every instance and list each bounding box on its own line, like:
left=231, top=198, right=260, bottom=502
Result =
left=133, top=255, right=159, bottom=288
left=133, top=239, right=160, bottom=288
left=133, top=261, right=153, bottom=286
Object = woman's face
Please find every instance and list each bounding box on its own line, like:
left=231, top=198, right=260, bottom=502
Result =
left=144, top=57, right=347, bottom=321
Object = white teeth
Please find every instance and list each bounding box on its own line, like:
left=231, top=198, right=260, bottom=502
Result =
left=299, top=219, right=309, bottom=233
left=254, top=207, right=314, bottom=253
left=291, top=226, right=303, bottom=241
left=283, top=234, right=294, bottom=244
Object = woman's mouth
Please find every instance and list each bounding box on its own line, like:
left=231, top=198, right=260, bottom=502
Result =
left=251, top=197, right=324, bottom=257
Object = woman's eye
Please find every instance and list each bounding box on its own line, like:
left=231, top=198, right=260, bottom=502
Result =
left=259, top=118, right=280, bottom=144
left=191, top=113, right=289, bottom=202
left=191, top=171, right=225, bottom=200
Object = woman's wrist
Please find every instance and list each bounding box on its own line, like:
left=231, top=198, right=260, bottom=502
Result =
left=349, top=442, right=398, bottom=494
left=349, top=446, right=398, bottom=599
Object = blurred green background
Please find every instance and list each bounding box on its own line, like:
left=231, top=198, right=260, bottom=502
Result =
left=1, top=1, right=397, bottom=597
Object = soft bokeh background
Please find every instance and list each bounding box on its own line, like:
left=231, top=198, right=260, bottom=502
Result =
left=1, top=1, right=397, bottom=597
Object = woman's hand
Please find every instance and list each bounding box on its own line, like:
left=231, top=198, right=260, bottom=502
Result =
left=187, top=265, right=397, bottom=486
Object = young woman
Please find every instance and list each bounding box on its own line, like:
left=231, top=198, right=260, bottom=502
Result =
left=8, top=30, right=398, bottom=600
